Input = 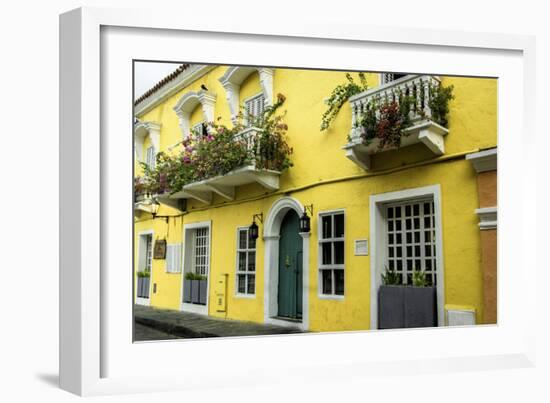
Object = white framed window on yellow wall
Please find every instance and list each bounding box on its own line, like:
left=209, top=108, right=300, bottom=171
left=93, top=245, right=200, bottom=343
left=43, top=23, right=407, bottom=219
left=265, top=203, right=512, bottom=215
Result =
left=192, top=121, right=206, bottom=137
left=318, top=211, right=345, bottom=297
left=244, top=93, right=265, bottom=126
left=236, top=227, right=256, bottom=296
left=145, top=145, right=155, bottom=168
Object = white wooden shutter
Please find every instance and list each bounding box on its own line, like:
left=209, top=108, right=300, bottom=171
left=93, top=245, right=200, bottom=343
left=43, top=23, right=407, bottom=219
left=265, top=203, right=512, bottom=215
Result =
left=245, top=94, right=265, bottom=126
left=166, top=243, right=182, bottom=273
left=146, top=146, right=155, bottom=168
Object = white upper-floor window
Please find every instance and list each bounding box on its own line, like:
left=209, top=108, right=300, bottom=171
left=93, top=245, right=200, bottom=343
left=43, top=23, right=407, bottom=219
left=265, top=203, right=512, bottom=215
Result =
left=145, top=145, right=156, bottom=169
left=244, top=93, right=265, bottom=126
left=381, top=73, right=408, bottom=85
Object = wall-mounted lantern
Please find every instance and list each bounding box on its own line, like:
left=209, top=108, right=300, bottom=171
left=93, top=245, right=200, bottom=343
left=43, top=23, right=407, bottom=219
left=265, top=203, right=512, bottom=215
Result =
left=299, top=204, right=314, bottom=233
left=150, top=197, right=170, bottom=223
left=248, top=213, right=263, bottom=241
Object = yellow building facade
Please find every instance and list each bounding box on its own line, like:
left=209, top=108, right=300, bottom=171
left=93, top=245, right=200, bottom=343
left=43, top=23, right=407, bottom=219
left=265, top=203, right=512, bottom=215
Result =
left=134, top=65, right=497, bottom=332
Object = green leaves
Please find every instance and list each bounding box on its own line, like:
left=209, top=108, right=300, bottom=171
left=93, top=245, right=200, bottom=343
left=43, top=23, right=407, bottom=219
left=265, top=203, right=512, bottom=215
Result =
left=357, top=82, right=453, bottom=150
left=135, top=94, right=292, bottom=197
left=428, top=84, right=454, bottom=127
left=185, top=272, right=207, bottom=281
left=321, top=72, right=368, bottom=131
left=412, top=268, right=429, bottom=287
left=381, top=265, right=401, bottom=285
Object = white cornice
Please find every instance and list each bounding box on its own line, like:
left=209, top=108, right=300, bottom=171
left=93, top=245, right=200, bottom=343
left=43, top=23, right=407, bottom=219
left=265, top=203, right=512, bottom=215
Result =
left=134, top=121, right=161, bottom=161
left=466, top=148, right=497, bottom=173
left=219, top=66, right=274, bottom=120
left=475, top=207, right=497, bottom=230
left=172, top=89, right=217, bottom=136
left=134, top=65, right=216, bottom=116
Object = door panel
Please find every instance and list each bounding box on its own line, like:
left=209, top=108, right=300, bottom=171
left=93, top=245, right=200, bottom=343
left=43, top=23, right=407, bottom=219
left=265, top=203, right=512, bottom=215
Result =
left=277, top=210, right=303, bottom=319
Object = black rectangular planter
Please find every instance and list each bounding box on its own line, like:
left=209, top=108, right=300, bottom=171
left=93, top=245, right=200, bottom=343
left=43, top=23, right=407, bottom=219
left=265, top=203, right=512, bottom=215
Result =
left=378, top=285, right=405, bottom=329
left=183, top=279, right=192, bottom=303
left=199, top=280, right=207, bottom=305
left=404, top=286, right=437, bottom=328
left=185, top=279, right=208, bottom=305
left=137, top=276, right=150, bottom=299
left=378, top=285, right=437, bottom=329
left=191, top=280, right=200, bottom=303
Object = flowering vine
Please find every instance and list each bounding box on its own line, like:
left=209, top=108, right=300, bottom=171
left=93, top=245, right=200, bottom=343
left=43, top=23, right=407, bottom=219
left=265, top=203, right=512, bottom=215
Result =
left=137, top=93, right=292, bottom=196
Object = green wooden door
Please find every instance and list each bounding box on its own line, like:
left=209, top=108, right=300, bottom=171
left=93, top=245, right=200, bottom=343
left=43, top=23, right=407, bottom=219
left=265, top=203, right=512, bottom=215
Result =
left=278, top=210, right=303, bottom=319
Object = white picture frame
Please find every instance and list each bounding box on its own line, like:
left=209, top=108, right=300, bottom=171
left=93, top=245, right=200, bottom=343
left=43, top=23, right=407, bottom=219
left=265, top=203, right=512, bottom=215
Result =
left=59, top=7, right=537, bottom=396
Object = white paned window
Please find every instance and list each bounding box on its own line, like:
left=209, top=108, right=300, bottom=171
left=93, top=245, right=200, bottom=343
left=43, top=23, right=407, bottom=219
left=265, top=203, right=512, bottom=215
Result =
left=145, top=235, right=153, bottom=272
left=192, top=121, right=206, bottom=137
left=319, top=211, right=345, bottom=296
left=385, top=199, right=437, bottom=285
left=381, top=73, right=408, bottom=84
left=236, top=228, right=256, bottom=295
left=245, top=93, right=265, bottom=126
left=145, top=145, right=155, bottom=168
left=192, top=227, right=210, bottom=276
left=165, top=243, right=182, bottom=273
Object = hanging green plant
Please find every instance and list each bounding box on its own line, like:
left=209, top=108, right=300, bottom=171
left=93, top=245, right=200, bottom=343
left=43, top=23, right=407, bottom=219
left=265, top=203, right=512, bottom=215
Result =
left=428, top=83, right=454, bottom=127
left=320, top=72, right=369, bottom=131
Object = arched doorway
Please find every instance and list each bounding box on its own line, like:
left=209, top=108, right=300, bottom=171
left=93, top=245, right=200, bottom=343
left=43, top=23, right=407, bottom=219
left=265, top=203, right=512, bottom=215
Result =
left=277, top=210, right=303, bottom=320
left=263, top=197, right=309, bottom=330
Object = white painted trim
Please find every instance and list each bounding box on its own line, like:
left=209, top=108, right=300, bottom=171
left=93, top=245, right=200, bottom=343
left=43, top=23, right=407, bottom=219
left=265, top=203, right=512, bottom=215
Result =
left=466, top=148, right=497, bottom=173
left=369, top=184, right=445, bottom=329
left=243, top=91, right=265, bottom=126
left=135, top=229, right=154, bottom=306
left=134, top=64, right=216, bottom=116
left=234, top=226, right=257, bottom=298
left=134, top=121, right=160, bottom=163
left=219, top=66, right=274, bottom=121
left=263, top=196, right=309, bottom=331
left=179, top=220, right=212, bottom=316
left=475, top=206, right=498, bottom=230
left=317, top=209, right=346, bottom=298
left=173, top=90, right=217, bottom=137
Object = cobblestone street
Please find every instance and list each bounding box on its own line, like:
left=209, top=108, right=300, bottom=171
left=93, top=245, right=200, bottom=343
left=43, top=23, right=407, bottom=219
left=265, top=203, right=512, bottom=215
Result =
left=134, top=322, right=182, bottom=341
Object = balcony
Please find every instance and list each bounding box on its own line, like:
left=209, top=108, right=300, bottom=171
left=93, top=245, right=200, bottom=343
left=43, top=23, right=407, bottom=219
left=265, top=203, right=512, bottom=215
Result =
left=342, top=75, right=449, bottom=170
left=157, top=127, right=282, bottom=206
left=134, top=193, right=155, bottom=217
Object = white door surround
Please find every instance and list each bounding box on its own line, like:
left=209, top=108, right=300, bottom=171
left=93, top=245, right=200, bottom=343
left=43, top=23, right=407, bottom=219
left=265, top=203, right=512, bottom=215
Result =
left=369, top=184, right=445, bottom=329
left=135, top=230, right=154, bottom=306
left=179, top=220, right=212, bottom=315
left=263, top=196, right=309, bottom=331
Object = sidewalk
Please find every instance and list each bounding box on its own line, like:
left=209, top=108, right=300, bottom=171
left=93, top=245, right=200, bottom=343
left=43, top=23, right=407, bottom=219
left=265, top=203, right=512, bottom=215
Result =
left=134, top=305, right=303, bottom=340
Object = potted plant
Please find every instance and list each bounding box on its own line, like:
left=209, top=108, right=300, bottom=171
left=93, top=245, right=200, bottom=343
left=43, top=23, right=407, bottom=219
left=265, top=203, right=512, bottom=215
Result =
left=378, top=267, right=437, bottom=329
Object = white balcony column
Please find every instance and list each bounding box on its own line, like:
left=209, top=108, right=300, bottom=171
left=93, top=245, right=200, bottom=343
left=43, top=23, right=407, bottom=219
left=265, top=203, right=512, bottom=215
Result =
left=174, top=109, right=191, bottom=137
left=198, top=90, right=217, bottom=124
left=221, top=81, right=240, bottom=122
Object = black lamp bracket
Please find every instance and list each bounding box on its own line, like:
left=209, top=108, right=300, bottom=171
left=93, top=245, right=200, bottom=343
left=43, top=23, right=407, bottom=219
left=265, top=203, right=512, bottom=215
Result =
left=252, top=213, right=264, bottom=224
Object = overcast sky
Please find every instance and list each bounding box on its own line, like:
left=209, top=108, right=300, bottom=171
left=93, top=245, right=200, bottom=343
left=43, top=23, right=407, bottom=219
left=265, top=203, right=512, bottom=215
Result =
left=134, top=61, right=184, bottom=100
